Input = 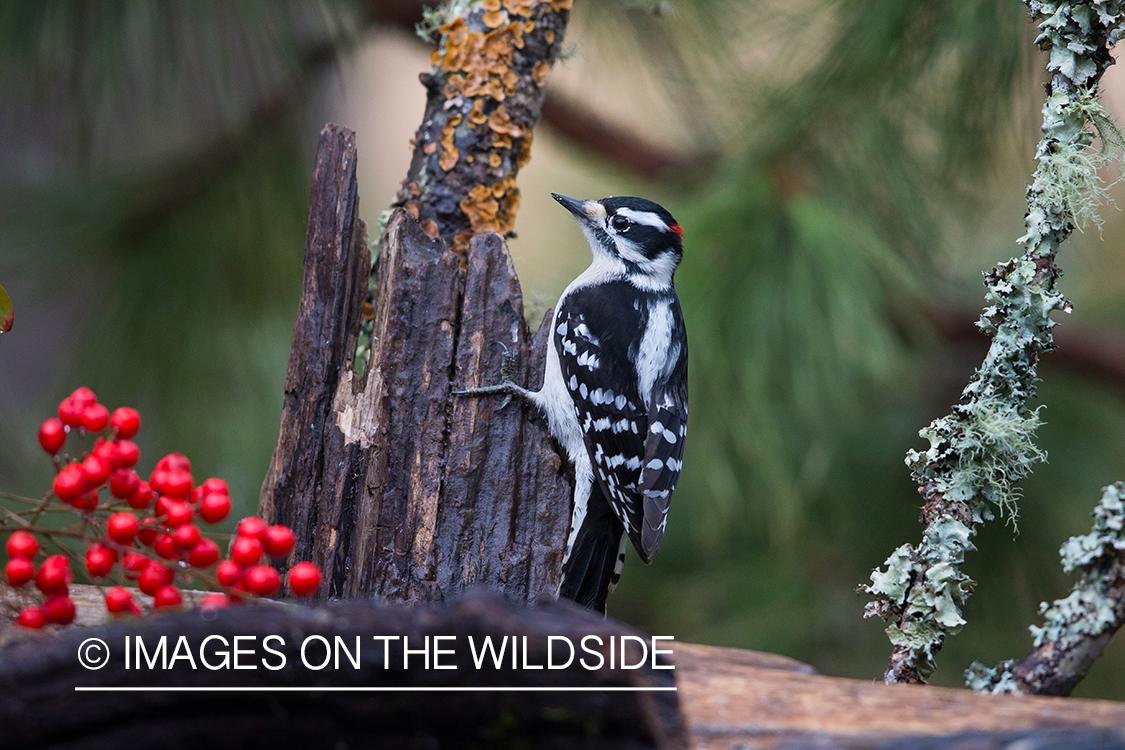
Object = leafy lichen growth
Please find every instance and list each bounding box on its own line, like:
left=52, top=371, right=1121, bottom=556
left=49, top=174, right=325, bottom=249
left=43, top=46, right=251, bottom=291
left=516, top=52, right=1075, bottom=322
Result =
left=863, top=0, right=1125, bottom=684
left=966, top=482, right=1125, bottom=694
left=1031, top=482, right=1125, bottom=646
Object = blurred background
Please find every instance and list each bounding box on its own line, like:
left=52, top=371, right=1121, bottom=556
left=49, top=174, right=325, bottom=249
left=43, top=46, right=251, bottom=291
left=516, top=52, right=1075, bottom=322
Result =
left=2, top=0, right=1125, bottom=698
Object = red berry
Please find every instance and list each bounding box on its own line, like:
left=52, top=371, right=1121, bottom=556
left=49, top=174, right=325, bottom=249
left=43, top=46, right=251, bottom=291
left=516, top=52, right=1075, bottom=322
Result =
left=156, top=453, right=191, bottom=473
left=17, top=607, right=46, bottom=629
left=263, top=526, right=296, bottom=558
left=6, top=530, right=39, bottom=559
left=227, top=583, right=248, bottom=604
left=230, top=536, right=263, bottom=567
left=243, top=565, right=280, bottom=597
left=109, top=469, right=140, bottom=500
left=153, top=533, right=178, bottom=560
left=109, top=407, right=141, bottom=439
left=70, top=387, right=97, bottom=408
left=187, top=538, right=220, bottom=568
left=128, top=480, right=155, bottom=510
left=57, top=397, right=84, bottom=428
left=104, top=586, right=134, bottom=614
left=123, top=551, right=148, bottom=579
left=173, top=524, right=201, bottom=551
left=288, top=562, right=322, bottom=597
left=153, top=584, right=183, bottom=609
left=162, top=500, right=194, bottom=528
left=36, top=555, right=71, bottom=594
left=80, top=454, right=111, bottom=487
left=198, top=493, right=232, bottom=524
left=114, top=439, right=140, bottom=468
left=137, top=518, right=158, bottom=547
left=138, top=562, right=173, bottom=595
left=74, top=491, right=100, bottom=512
left=215, top=560, right=242, bottom=587
left=199, top=593, right=230, bottom=610
left=106, top=512, right=140, bottom=544
left=92, top=438, right=119, bottom=465
left=236, top=517, right=268, bottom=541
left=85, top=544, right=116, bottom=578
left=163, top=469, right=193, bottom=500
left=201, top=478, right=229, bottom=496
left=149, top=468, right=171, bottom=496
left=38, top=419, right=67, bottom=454
left=53, top=464, right=85, bottom=501
left=42, top=595, right=76, bottom=625
left=6, top=557, right=35, bottom=587
left=80, top=403, right=109, bottom=432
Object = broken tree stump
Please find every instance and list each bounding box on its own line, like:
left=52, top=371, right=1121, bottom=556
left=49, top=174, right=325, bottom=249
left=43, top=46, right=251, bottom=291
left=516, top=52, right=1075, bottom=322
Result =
left=260, top=123, right=571, bottom=603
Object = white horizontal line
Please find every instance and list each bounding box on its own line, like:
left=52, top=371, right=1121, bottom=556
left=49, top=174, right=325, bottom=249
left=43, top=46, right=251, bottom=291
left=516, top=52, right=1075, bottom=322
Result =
left=75, top=686, right=677, bottom=693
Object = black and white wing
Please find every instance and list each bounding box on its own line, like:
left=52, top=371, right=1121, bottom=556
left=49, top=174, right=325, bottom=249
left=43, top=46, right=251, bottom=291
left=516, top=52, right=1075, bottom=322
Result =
left=637, top=299, right=687, bottom=561
left=555, top=281, right=687, bottom=564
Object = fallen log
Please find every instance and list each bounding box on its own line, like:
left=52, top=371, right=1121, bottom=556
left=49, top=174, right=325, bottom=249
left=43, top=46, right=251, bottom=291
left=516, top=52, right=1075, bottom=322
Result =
left=675, top=643, right=1125, bottom=749
left=0, top=592, right=683, bottom=749
left=3, top=589, right=1124, bottom=750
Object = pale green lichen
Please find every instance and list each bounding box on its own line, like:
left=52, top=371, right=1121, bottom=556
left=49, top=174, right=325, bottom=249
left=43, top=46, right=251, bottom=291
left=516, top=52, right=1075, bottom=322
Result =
left=416, top=0, right=480, bottom=42
left=965, top=659, right=1021, bottom=693
left=1036, top=88, right=1124, bottom=232
left=966, top=482, right=1125, bottom=694
left=416, top=6, right=448, bottom=43
left=864, top=0, right=1125, bottom=684
left=1031, top=482, right=1125, bottom=648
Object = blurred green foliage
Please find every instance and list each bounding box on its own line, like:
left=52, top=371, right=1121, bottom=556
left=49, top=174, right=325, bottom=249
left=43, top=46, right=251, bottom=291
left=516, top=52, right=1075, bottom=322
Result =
left=1, top=0, right=1123, bottom=699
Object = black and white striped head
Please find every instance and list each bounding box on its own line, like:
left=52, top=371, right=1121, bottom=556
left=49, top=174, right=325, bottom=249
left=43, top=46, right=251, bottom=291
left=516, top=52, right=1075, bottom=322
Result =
left=553, top=194, right=683, bottom=291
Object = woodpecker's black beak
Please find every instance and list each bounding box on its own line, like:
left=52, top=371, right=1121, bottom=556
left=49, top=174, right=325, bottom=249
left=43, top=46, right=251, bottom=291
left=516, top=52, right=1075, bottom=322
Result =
left=552, top=193, right=588, bottom=220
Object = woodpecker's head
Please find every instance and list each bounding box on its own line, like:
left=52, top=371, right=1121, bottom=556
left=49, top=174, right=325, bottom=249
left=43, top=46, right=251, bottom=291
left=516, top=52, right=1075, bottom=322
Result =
left=553, top=194, right=683, bottom=290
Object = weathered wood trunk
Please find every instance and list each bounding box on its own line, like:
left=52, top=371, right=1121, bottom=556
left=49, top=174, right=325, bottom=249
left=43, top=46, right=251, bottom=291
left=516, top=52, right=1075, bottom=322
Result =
left=259, top=124, right=571, bottom=603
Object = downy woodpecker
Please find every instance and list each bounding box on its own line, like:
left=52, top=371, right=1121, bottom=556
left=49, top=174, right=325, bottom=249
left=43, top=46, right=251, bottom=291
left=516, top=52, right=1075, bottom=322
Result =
left=456, top=194, right=688, bottom=613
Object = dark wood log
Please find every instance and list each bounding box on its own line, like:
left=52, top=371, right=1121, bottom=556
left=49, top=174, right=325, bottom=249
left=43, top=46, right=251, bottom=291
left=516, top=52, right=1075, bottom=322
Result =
left=5, top=592, right=1125, bottom=750
left=0, top=593, right=685, bottom=750
left=260, top=127, right=570, bottom=603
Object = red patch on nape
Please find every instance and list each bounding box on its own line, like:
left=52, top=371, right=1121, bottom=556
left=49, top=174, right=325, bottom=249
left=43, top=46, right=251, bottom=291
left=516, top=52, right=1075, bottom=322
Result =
left=667, top=222, right=683, bottom=239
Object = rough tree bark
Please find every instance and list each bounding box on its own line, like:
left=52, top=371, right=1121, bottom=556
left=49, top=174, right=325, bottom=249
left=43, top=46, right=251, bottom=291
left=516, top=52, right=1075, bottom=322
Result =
left=260, top=124, right=570, bottom=602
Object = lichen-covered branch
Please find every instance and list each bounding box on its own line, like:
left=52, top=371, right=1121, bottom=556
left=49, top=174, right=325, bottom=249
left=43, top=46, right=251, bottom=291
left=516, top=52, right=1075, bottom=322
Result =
left=394, top=0, right=572, bottom=254
left=966, top=482, right=1125, bottom=696
left=862, top=0, right=1125, bottom=685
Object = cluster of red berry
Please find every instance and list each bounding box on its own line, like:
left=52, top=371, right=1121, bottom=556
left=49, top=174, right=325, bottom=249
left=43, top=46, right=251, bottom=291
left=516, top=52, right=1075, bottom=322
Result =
left=6, top=387, right=322, bottom=629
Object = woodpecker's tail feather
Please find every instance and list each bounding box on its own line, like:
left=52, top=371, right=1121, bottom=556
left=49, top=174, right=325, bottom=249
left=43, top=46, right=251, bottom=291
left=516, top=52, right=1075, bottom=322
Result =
left=559, top=484, right=626, bottom=614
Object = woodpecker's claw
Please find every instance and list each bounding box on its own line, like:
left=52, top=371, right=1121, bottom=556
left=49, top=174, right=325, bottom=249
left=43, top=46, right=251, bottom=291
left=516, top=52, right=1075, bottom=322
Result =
left=452, top=341, right=527, bottom=409
left=498, top=343, right=516, bottom=385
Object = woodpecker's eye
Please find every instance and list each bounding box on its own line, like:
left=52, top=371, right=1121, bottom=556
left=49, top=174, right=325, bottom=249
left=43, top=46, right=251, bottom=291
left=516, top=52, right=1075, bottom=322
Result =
left=610, top=215, right=630, bottom=232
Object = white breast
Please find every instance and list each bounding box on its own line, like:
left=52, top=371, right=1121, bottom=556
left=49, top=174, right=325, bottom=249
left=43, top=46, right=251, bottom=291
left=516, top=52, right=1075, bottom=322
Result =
left=636, top=300, right=673, bottom=405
